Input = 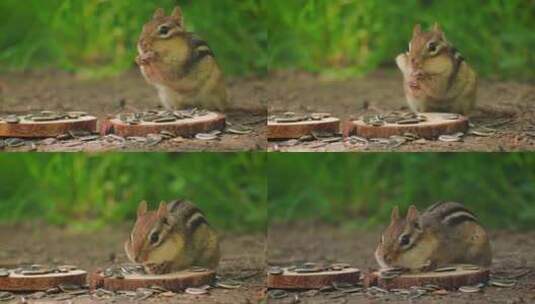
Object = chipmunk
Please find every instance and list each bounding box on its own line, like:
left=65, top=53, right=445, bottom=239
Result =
left=375, top=202, right=492, bottom=271
left=124, top=200, right=220, bottom=274
left=136, top=6, right=229, bottom=111
left=396, top=23, right=477, bottom=114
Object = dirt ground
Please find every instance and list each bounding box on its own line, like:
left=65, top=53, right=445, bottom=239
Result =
left=267, top=222, right=535, bottom=304
left=267, top=70, right=535, bottom=152
left=0, top=70, right=266, bottom=152
left=0, top=223, right=266, bottom=303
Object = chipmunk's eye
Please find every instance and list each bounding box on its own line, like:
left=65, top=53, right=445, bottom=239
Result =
left=427, top=42, right=438, bottom=53
left=158, top=25, right=170, bottom=36
left=149, top=232, right=159, bottom=245
left=399, top=234, right=411, bottom=247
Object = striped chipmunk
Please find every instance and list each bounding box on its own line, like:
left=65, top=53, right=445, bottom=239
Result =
left=396, top=23, right=477, bottom=115
left=136, top=6, right=229, bottom=111
left=124, top=200, right=220, bottom=274
left=375, top=202, right=492, bottom=271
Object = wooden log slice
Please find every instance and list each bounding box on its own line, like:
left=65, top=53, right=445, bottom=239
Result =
left=104, top=112, right=225, bottom=137
left=345, top=113, right=469, bottom=139
left=268, top=117, right=340, bottom=140
left=0, top=270, right=87, bottom=291
left=368, top=265, right=489, bottom=290
left=267, top=267, right=361, bottom=290
left=0, top=116, right=97, bottom=138
left=89, top=270, right=216, bottom=292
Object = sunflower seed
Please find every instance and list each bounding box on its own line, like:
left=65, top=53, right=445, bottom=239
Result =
left=195, top=133, right=218, bottom=140
left=295, top=267, right=320, bottom=273
left=275, top=117, right=303, bottom=123
left=268, top=266, right=283, bottom=275
left=461, top=265, right=480, bottom=271
left=159, top=130, right=175, bottom=138
left=397, top=118, right=421, bottom=125
left=438, top=133, right=464, bottom=142
left=30, top=292, right=47, bottom=299
left=32, top=116, right=60, bottom=122
left=185, top=288, right=208, bottom=295
left=79, top=135, right=100, bottom=142
left=469, top=129, right=495, bottom=137
left=0, top=292, right=14, bottom=301
left=215, top=279, right=241, bottom=289
left=21, top=269, right=53, bottom=275
left=458, top=285, right=481, bottom=293
left=489, top=279, right=516, bottom=288
left=434, top=266, right=457, bottom=272
left=443, top=114, right=460, bottom=120
left=227, top=126, right=253, bottom=135
left=0, top=270, right=8, bottom=277
left=154, top=116, right=176, bottom=123
left=189, top=266, right=208, bottom=272
left=5, top=116, right=19, bottom=124
left=268, top=289, right=288, bottom=299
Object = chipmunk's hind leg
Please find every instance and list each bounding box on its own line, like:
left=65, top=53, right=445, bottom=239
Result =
left=156, top=84, right=183, bottom=110
left=192, top=225, right=221, bottom=269
left=464, top=224, right=492, bottom=267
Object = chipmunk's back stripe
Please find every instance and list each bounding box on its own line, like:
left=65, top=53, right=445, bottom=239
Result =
left=186, top=212, right=208, bottom=233
left=451, top=47, right=464, bottom=62
left=168, top=199, right=185, bottom=213
left=426, top=202, right=444, bottom=213
left=190, top=36, right=215, bottom=60
left=434, top=202, right=478, bottom=226
left=442, top=211, right=477, bottom=226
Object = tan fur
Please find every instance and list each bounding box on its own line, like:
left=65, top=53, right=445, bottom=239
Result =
left=136, top=6, right=229, bottom=111
left=124, top=200, right=220, bottom=274
left=396, top=23, right=477, bottom=114
left=375, top=202, right=492, bottom=270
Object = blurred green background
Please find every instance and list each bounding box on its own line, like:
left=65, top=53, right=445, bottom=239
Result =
left=0, top=153, right=266, bottom=232
left=0, top=0, right=267, bottom=77
left=268, top=153, right=535, bottom=231
left=267, top=0, right=535, bottom=80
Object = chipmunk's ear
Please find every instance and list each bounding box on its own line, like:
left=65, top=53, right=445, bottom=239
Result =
left=137, top=201, right=148, bottom=217
left=431, top=22, right=447, bottom=40
left=412, top=24, right=422, bottom=37
left=391, top=206, right=400, bottom=222
left=156, top=201, right=168, bottom=218
left=171, top=6, right=184, bottom=26
left=406, top=205, right=420, bottom=223
left=432, top=22, right=442, bottom=33
left=153, top=8, right=165, bottom=20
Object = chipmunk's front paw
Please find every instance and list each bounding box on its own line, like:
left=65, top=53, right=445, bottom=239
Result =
left=418, top=260, right=436, bottom=272
left=136, top=51, right=157, bottom=65
left=143, top=262, right=172, bottom=275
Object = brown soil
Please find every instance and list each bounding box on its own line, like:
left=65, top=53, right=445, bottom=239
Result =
left=0, top=70, right=267, bottom=152
left=267, top=70, right=535, bottom=152
left=0, top=223, right=266, bottom=303
left=267, top=222, right=535, bottom=304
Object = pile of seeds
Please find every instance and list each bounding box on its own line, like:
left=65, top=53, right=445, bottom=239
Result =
left=118, top=108, right=209, bottom=125
left=101, top=264, right=146, bottom=279
left=269, top=112, right=332, bottom=123
left=101, top=264, right=214, bottom=279
left=269, top=262, right=353, bottom=275
left=361, top=112, right=432, bottom=126
left=0, top=264, right=79, bottom=277
left=0, top=111, right=89, bottom=124
left=267, top=272, right=518, bottom=302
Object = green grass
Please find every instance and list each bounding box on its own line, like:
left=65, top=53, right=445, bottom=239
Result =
left=0, top=0, right=267, bottom=77
left=0, top=153, right=266, bottom=232
left=266, top=0, right=535, bottom=80
left=268, top=153, right=535, bottom=231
